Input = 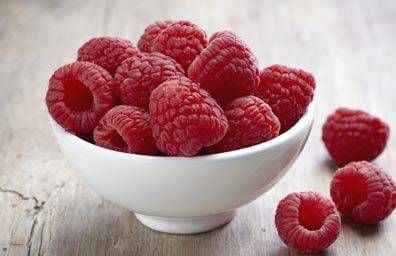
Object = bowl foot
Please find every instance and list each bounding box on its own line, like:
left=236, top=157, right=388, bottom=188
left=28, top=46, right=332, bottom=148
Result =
left=135, top=211, right=236, bottom=234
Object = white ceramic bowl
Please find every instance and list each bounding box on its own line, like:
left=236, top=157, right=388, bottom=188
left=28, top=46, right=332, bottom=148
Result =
left=51, top=105, right=314, bottom=234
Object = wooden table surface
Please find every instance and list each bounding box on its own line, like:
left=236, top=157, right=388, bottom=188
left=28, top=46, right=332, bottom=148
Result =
left=0, top=0, right=395, bottom=255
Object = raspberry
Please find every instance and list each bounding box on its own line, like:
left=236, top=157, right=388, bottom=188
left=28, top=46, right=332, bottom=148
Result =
left=330, top=161, right=396, bottom=224
left=151, top=20, right=208, bottom=71
left=77, top=37, right=139, bottom=75
left=275, top=192, right=341, bottom=253
left=114, top=52, right=184, bottom=109
left=187, top=31, right=259, bottom=103
left=207, top=96, right=280, bottom=153
left=93, top=105, right=157, bottom=155
left=149, top=77, right=228, bottom=156
left=138, top=20, right=174, bottom=52
left=254, top=65, right=315, bottom=132
left=46, top=61, right=115, bottom=134
left=322, top=108, right=389, bottom=166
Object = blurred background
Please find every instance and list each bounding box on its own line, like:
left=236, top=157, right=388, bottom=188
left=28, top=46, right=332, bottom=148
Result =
left=0, top=0, right=395, bottom=255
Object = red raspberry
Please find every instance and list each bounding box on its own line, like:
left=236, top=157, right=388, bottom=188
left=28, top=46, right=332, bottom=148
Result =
left=330, top=161, right=396, bottom=224
left=254, top=65, right=315, bottom=132
left=138, top=20, right=174, bottom=52
left=275, top=192, right=341, bottom=253
left=207, top=96, right=280, bottom=153
left=151, top=20, right=208, bottom=71
left=187, top=31, right=259, bottom=103
left=149, top=77, right=228, bottom=156
left=46, top=61, right=115, bottom=134
left=77, top=37, right=139, bottom=75
left=114, top=52, right=184, bottom=109
left=322, top=108, right=389, bottom=166
left=93, top=105, right=157, bottom=155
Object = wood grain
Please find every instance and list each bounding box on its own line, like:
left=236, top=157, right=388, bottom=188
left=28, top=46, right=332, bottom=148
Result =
left=0, top=0, right=395, bottom=255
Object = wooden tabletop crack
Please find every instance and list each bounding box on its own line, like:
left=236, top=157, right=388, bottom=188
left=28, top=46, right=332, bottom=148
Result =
left=0, top=181, right=69, bottom=256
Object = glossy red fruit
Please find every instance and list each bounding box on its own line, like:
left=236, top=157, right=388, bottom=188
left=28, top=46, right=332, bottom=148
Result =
left=93, top=105, right=157, bottom=155
left=151, top=20, right=208, bottom=71
left=254, top=64, right=316, bottom=132
left=77, top=37, right=139, bottom=75
left=331, top=161, right=396, bottom=224
left=149, top=77, right=228, bottom=156
left=322, top=108, right=389, bottom=166
left=138, top=20, right=174, bottom=52
left=46, top=61, right=115, bottom=134
left=188, top=31, right=260, bottom=103
left=114, top=52, right=184, bottom=109
left=207, top=96, right=280, bottom=153
left=275, top=192, right=341, bottom=253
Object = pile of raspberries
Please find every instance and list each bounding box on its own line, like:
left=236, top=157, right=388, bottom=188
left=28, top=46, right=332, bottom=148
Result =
left=46, top=20, right=316, bottom=157
left=45, top=20, right=395, bottom=254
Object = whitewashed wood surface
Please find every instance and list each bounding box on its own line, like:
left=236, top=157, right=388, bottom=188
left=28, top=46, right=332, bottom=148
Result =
left=0, top=0, right=395, bottom=255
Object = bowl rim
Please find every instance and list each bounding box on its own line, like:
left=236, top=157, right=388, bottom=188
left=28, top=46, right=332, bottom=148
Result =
left=50, top=103, right=314, bottom=162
